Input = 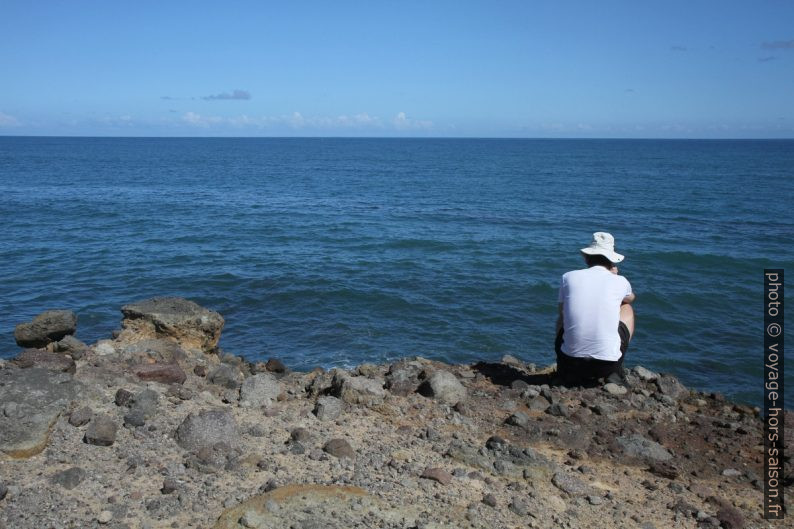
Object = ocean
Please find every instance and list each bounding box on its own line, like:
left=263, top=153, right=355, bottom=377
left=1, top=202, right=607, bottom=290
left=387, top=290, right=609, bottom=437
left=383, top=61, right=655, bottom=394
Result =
left=0, top=137, right=791, bottom=407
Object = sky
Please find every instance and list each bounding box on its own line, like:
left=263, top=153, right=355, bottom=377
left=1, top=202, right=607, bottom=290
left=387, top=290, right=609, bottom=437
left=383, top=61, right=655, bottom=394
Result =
left=1, top=1, right=793, bottom=138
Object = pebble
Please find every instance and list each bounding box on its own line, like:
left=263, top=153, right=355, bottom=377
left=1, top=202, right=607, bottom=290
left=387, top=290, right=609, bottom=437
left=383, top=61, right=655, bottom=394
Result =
left=68, top=406, right=93, bottom=427
left=97, top=511, right=113, bottom=524
left=587, top=495, right=603, bottom=505
left=482, top=493, right=498, bottom=507
left=52, top=467, right=87, bottom=490
left=0, top=482, right=7, bottom=501
left=85, top=415, right=118, bottom=446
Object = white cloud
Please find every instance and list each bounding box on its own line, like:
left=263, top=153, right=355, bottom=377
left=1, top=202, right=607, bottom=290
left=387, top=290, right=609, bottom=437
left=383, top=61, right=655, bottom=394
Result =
left=393, top=111, right=433, bottom=130
left=178, top=111, right=390, bottom=131
left=0, top=112, right=20, bottom=127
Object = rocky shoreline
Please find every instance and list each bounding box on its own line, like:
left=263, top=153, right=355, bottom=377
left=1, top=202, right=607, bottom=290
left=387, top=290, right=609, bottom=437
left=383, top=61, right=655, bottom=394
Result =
left=0, top=298, right=790, bottom=529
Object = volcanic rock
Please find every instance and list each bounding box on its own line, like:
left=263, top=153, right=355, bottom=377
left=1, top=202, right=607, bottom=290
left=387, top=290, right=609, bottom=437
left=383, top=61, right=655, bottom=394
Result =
left=0, top=368, right=79, bottom=458
left=84, top=415, right=118, bottom=446
left=322, top=438, right=355, bottom=459
left=132, top=363, right=187, bottom=384
left=12, top=349, right=76, bottom=374
left=330, top=371, right=386, bottom=406
left=239, top=373, right=282, bottom=408
left=313, top=396, right=343, bottom=421
left=14, top=310, right=77, bottom=348
left=176, top=409, right=240, bottom=452
left=418, top=370, right=466, bottom=405
left=118, top=297, right=224, bottom=353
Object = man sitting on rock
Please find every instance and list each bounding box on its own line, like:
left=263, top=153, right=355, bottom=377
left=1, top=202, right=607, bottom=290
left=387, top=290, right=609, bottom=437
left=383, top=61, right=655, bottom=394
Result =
left=555, top=232, right=635, bottom=385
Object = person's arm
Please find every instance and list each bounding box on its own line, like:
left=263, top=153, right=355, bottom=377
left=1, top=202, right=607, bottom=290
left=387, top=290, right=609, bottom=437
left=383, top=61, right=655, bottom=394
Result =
left=622, top=276, right=635, bottom=304
left=622, top=292, right=636, bottom=305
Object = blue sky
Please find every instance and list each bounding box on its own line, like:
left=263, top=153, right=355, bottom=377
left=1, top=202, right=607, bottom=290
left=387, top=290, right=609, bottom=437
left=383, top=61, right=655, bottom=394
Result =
left=1, top=1, right=792, bottom=138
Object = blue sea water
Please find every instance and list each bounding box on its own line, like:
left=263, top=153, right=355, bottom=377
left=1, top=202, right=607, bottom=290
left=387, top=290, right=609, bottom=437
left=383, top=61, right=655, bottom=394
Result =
left=0, top=137, right=791, bottom=407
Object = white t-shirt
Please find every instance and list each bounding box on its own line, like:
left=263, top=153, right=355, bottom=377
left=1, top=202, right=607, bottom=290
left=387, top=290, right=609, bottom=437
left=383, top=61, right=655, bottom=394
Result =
left=558, top=266, right=632, bottom=361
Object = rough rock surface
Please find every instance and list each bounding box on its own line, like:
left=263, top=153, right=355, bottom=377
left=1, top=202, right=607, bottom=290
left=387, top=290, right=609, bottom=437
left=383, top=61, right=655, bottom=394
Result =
left=14, top=310, right=77, bottom=348
left=239, top=373, right=282, bottom=408
left=176, top=409, right=240, bottom=452
left=0, top=368, right=79, bottom=458
left=0, top=301, right=785, bottom=529
left=330, top=371, right=386, bottom=406
left=131, top=362, right=187, bottom=384
left=419, top=369, right=467, bottom=405
left=118, top=297, right=224, bottom=353
left=12, top=349, right=76, bottom=374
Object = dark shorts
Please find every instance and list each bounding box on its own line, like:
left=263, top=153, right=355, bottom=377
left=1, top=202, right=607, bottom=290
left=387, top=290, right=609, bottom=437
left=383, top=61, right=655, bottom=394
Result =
left=555, top=322, right=630, bottom=383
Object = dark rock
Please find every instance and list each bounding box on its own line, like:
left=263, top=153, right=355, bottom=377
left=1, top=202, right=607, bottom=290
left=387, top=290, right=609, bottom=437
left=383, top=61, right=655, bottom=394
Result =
left=119, top=297, right=224, bottom=353
left=265, top=358, right=286, bottom=373
left=0, top=482, right=7, bottom=501
left=161, top=478, right=178, bottom=495
left=671, top=498, right=698, bottom=517
left=115, top=389, right=135, bottom=407
left=482, top=493, right=498, bottom=507
left=384, top=361, right=421, bottom=396
left=14, top=310, right=77, bottom=348
left=0, top=368, right=80, bottom=458
left=85, top=415, right=118, bottom=446
left=418, top=370, right=466, bottom=405
left=420, top=467, right=453, bottom=485
left=715, top=507, right=745, bottom=529
left=291, top=427, right=311, bottom=443
left=552, top=471, right=593, bottom=497
left=322, top=438, right=355, bottom=459
left=52, top=467, right=86, bottom=489
left=506, top=412, right=530, bottom=428
left=132, top=363, right=187, bottom=385
left=176, top=409, right=240, bottom=452
left=12, top=349, right=76, bottom=374
left=617, top=434, right=672, bottom=462
left=194, top=365, right=208, bottom=377
left=648, top=461, right=679, bottom=479
left=208, top=364, right=243, bottom=389
left=485, top=436, right=508, bottom=450
left=239, top=373, right=282, bottom=407
left=547, top=402, right=570, bottom=417
left=313, top=396, right=343, bottom=421
left=68, top=406, right=93, bottom=427
left=123, top=409, right=146, bottom=427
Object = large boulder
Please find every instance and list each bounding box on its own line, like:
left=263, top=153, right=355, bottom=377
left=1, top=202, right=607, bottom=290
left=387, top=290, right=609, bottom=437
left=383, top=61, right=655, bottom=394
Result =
left=176, top=409, right=240, bottom=452
left=329, top=371, right=386, bottom=407
left=14, top=310, right=77, bottom=348
left=118, top=298, right=224, bottom=353
left=0, top=368, right=80, bottom=458
left=418, top=370, right=467, bottom=405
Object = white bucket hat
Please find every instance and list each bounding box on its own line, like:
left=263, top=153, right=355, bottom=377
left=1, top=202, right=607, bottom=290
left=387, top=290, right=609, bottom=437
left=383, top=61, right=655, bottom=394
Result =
left=580, top=232, right=624, bottom=263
